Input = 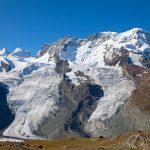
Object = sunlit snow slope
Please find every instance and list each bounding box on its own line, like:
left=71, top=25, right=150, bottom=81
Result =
left=0, top=28, right=150, bottom=139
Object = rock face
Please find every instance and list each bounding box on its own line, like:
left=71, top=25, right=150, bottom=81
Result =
left=61, top=77, right=104, bottom=137
left=1, top=61, right=11, bottom=72
left=129, top=74, right=150, bottom=111
left=104, top=47, right=130, bottom=66
left=122, top=70, right=150, bottom=130
left=0, top=28, right=150, bottom=139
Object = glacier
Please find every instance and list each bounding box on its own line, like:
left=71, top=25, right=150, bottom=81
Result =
left=0, top=28, right=150, bottom=139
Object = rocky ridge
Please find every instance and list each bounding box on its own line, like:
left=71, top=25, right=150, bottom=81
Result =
left=0, top=28, right=150, bottom=140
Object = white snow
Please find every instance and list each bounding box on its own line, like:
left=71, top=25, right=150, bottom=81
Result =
left=9, top=48, right=31, bottom=58
left=60, top=45, right=77, bottom=61
left=2, top=66, right=61, bottom=139
left=0, top=137, right=23, bottom=142
left=66, top=71, right=87, bottom=86
left=75, top=42, right=106, bottom=67
left=36, top=52, right=50, bottom=63
left=0, top=28, right=149, bottom=139
left=67, top=62, right=135, bottom=122
left=0, top=48, right=61, bottom=139
left=0, top=48, right=9, bottom=57
left=0, top=57, right=9, bottom=65
left=129, top=51, right=143, bottom=66
left=89, top=76, right=135, bottom=121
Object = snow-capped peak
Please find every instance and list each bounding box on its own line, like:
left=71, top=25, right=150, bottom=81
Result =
left=116, top=28, right=150, bottom=42
left=0, top=28, right=150, bottom=140
left=0, top=48, right=9, bottom=57
left=87, top=31, right=117, bottom=42
left=35, top=28, right=150, bottom=68
left=128, top=27, right=150, bottom=34
left=9, top=48, right=31, bottom=58
left=128, top=27, right=144, bottom=32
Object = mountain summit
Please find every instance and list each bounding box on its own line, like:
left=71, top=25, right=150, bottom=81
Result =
left=0, top=28, right=150, bottom=139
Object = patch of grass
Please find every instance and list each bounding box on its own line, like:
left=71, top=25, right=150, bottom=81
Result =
left=0, top=131, right=150, bottom=150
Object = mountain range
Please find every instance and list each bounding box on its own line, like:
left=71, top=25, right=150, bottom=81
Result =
left=0, top=28, right=150, bottom=140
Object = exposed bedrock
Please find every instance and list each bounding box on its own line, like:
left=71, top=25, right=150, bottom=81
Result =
left=62, top=79, right=104, bottom=137
left=38, top=59, right=104, bottom=138
left=104, top=47, right=130, bottom=66
left=32, top=54, right=150, bottom=139
left=122, top=72, right=150, bottom=130
left=123, top=64, right=150, bottom=85
left=1, top=61, right=11, bottom=72
left=40, top=81, right=104, bottom=139
left=55, top=59, right=71, bottom=74
left=86, top=66, right=150, bottom=138
left=104, top=46, right=150, bottom=68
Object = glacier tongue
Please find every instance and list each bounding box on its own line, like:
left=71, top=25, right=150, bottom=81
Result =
left=2, top=65, right=61, bottom=139
left=88, top=73, right=135, bottom=121
left=0, top=28, right=150, bottom=139
left=66, top=61, right=135, bottom=122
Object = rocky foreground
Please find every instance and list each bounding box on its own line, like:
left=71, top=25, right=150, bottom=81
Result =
left=0, top=130, right=150, bottom=150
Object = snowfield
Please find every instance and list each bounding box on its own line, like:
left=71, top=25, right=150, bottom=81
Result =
left=0, top=49, right=61, bottom=139
left=0, top=28, right=150, bottom=139
left=2, top=66, right=61, bottom=139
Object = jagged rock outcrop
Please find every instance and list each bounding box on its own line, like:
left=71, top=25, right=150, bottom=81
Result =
left=1, top=61, right=11, bottom=72
left=55, top=59, right=70, bottom=74
left=104, top=47, right=130, bottom=66
left=61, top=78, right=104, bottom=137
left=0, top=28, right=150, bottom=140
left=122, top=64, right=149, bottom=85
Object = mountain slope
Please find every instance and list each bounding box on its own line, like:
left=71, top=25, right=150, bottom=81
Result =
left=0, top=28, right=150, bottom=139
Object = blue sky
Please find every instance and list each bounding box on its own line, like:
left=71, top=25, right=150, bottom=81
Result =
left=0, top=0, right=150, bottom=55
